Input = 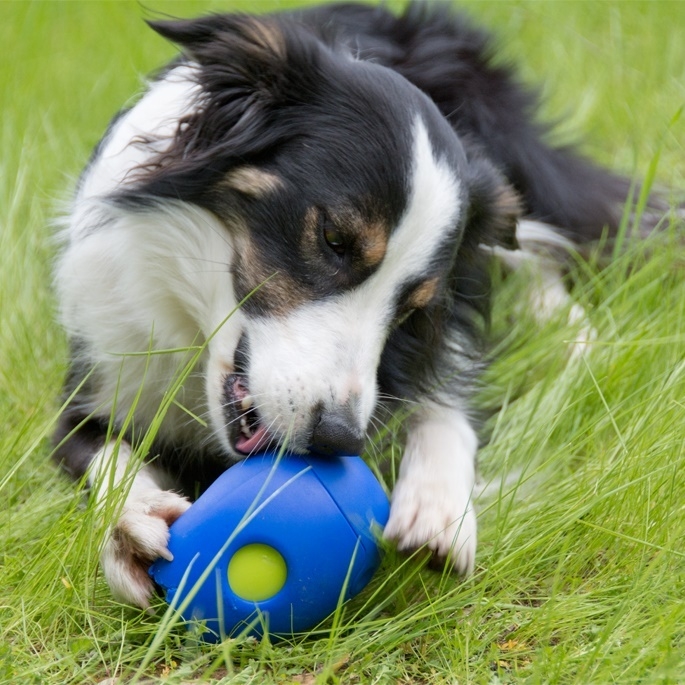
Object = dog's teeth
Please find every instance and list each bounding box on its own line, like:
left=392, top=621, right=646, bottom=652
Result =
left=241, top=395, right=253, bottom=411
left=240, top=417, right=253, bottom=438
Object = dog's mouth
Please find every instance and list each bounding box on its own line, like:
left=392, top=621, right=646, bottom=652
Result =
left=225, top=373, right=272, bottom=455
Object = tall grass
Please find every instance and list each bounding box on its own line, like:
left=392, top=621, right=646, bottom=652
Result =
left=1, top=1, right=683, bottom=683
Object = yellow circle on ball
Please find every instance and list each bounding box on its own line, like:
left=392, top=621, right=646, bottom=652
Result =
left=227, top=543, right=287, bottom=602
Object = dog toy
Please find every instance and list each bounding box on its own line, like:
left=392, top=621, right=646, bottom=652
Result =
left=149, top=451, right=389, bottom=640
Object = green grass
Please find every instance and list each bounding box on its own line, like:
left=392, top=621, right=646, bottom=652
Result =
left=1, top=1, right=684, bottom=683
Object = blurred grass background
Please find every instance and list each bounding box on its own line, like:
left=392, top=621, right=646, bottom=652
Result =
left=0, top=1, right=684, bottom=683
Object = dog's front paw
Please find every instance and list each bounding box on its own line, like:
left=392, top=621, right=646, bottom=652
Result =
left=384, top=477, right=477, bottom=575
left=101, top=489, right=191, bottom=609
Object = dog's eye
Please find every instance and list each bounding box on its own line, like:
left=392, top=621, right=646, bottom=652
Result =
left=321, top=214, right=346, bottom=257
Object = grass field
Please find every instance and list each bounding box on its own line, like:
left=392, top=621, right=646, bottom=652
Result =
left=1, top=1, right=684, bottom=683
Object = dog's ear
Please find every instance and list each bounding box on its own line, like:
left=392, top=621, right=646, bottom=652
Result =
left=147, top=14, right=293, bottom=148
left=148, top=14, right=287, bottom=95
left=130, top=15, right=318, bottom=202
left=463, top=155, right=521, bottom=251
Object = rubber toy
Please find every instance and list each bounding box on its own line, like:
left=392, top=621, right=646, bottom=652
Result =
left=149, top=451, right=389, bottom=640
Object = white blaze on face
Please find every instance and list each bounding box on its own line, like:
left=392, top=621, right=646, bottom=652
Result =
left=245, top=117, right=463, bottom=448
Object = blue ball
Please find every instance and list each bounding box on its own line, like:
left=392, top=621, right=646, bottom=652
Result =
left=149, top=452, right=389, bottom=640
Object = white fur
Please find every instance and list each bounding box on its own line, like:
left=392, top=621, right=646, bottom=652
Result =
left=56, top=201, right=243, bottom=448
left=88, top=441, right=190, bottom=608
left=56, top=64, right=233, bottom=445
left=383, top=401, right=478, bottom=574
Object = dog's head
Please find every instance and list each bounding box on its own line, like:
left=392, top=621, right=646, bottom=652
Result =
left=137, top=13, right=519, bottom=457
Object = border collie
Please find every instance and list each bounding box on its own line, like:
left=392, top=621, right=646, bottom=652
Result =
left=53, top=2, right=642, bottom=609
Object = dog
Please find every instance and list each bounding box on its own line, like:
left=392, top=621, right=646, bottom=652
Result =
left=53, top=2, right=645, bottom=609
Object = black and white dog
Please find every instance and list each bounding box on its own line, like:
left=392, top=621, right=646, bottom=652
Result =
left=53, top=3, right=640, bottom=609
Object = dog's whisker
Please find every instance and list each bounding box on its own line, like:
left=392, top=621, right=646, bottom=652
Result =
left=376, top=393, right=419, bottom=406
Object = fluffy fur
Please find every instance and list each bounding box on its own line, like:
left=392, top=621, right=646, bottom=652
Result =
left=54, top=2, right=645, bottom=608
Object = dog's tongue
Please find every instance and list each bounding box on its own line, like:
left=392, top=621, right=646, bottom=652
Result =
left=235, top=423, right=270, bottom=454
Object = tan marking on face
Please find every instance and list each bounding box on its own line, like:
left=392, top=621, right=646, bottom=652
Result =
left=359, top=222, right=388, bottom=267
left=233, top=232, right=308, bottom=316
left=407, top=277, right=439, bottom=309
left=300, top=206, right=319, bottom=256
left=224, top=167, right=283, bottom=198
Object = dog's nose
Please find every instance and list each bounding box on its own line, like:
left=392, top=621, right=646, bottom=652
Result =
left=309, top=406, right=365, bottom=457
